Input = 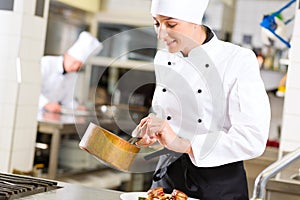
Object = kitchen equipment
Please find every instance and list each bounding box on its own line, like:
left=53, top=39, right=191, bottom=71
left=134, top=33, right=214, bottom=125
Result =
left=79, top=123, right=140, bottom=171
left=44, top=3, right=89, bottom=56
left=127, top=136, right=142, bottom=144
left=58, top=139, right=105, bottom=170
left=0, top=173, right=123, bottom=200
left=0, top=173, right=60, bottom=199
left=260, top=0, right=296, bottom=48
left=127, top=122, right=146, bottom=144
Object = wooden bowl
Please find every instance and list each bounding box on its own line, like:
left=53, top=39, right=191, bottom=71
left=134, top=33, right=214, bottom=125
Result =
left=79, top=123, right=140, bottom=171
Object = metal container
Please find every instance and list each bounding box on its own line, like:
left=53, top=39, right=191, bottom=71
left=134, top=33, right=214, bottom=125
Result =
left=44, top=3, right=89, bottom=55
left=79, top=123, right=140, bottom=171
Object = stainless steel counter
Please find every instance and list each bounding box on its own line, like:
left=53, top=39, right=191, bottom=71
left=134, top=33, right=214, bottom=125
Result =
left=266, top=178, right=300, bottom=200
left=19, top=181, right=123, bottom=200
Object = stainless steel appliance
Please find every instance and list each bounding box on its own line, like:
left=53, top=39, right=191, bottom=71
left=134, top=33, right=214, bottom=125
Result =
left=0, top=173, right=122, bottom=200
left=0, top=173, right=60, bottom=199
left=44, top=2, right=89, bottom=56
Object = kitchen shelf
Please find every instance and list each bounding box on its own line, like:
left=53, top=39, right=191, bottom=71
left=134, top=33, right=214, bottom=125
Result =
left=53, top=0, right=101, bottom=13
left=86, top=56, right=154, bottom=71
left=95, top=11, right=153, bottom=27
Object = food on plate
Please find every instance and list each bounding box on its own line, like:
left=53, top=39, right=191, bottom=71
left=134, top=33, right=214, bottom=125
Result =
left=170, top=189, right=188, bottom=200
left=139, top=187, right=188, bottom=200
left=148, top=187, right=166, bottom=199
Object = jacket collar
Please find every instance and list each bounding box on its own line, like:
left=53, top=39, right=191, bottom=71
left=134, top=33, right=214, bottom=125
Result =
left=189, top=28, right=219, bottom=58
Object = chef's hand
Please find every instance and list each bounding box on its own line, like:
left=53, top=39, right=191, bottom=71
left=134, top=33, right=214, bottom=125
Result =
left=43, top=102, right=61, bottom=113
left=42, top=112, right=61, bottom=121
left=136, top=114, right=193, bottom=155
left=134, top=115, right=157, bottom=147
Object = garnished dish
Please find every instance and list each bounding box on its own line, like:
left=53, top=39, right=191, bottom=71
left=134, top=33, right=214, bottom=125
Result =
left=120, top=187, right=197, bottom=200
left=139, top=187, right=188, bottom=200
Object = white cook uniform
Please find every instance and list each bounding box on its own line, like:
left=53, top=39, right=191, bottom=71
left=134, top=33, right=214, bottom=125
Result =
left=38, top=56, right=79, bottom=110
left=152, top=33, right=271, bottom=167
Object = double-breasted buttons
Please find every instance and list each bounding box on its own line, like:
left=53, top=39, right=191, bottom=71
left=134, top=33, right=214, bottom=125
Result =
left=205, top=64, right=209, bottom=68
left=167, top=116, right=172, bottom=120
left=162, top=88, right=167, bottom=92
left=198, top=119, right=202, bottom=123
left=197, top=89, right=202, bottom=93
left=167, top=61, right=177, bottom=65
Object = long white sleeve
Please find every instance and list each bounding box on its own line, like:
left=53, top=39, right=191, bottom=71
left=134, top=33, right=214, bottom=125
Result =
left=189, top=48, right=271, bottom=167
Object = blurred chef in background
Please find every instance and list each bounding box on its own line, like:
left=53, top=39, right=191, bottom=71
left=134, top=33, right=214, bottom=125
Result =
left=39, top=31, right=102, bottom=113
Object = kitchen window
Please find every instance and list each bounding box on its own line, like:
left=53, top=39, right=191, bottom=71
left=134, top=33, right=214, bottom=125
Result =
left=35, top=0, right=45, bottom=17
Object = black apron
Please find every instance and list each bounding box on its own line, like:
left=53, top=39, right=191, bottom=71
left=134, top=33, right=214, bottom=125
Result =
left=151, top=154, right=249, bottom=200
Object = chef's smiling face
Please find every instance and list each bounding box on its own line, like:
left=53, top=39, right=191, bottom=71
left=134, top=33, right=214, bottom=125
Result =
left=153, top=14, right=201, bottom=56
left=63, top=53, right=83, bottom=73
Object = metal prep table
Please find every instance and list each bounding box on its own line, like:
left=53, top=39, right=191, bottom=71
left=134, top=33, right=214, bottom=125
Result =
left=18, top=181, right=123, bottom=200
left=37, top=111, right=97, bottom=179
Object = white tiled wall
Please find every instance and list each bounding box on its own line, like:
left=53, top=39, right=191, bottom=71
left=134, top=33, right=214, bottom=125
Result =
left=0, top=127, right=13, bottom=151
left=18, top=83, right=41, bottom=105
left=280, top=3, right=300, bottom=152
left=12, top=128, right=37, bottom=151
left=0, top=104, right=16, bottom=129
left=0, top=0, right=49, bottom=172
left=17, top=60, right=41, bottom=84
left=0, top=81, right=18, bottom=104
left=22, top=15, right=48, bottom=40
left=14, top=0, right=36, bottom=15
left=0, top=85, right=17, bottom=172
left=285, top=61, right=300, bottom=87
left=0, top=34, right=20, bottom=59
left=289, top=37, right=300, bottom=62
left=19, top=37, right=45, bottom=62
left=233, top=0, right=295, bottom=48
left=10, top=148, right=36, bottom=171
left=0, top=12, right=21, bottom=36
left=284, top=88, right=300, bottom=115
left=0, top=59, right=17, bottom=82
left=0, top=151, right=10, bottom=172
left=15, top=105, right=39, bottom=129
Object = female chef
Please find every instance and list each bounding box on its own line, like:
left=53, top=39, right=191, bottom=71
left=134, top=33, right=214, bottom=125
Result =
left=39, top=31, right=102, bottom=113
left=135, top=0, right=271, bottom=199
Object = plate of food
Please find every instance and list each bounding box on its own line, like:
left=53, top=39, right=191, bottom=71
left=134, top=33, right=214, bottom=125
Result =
left=119, top=192, right=148, bottom=200
left=120, top=187, right=199, bottom=200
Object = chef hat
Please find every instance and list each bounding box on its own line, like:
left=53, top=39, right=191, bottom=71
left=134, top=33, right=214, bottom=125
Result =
left=67, top=31, right=103, bottom=63
left=151, top=0, right=209, bottom=25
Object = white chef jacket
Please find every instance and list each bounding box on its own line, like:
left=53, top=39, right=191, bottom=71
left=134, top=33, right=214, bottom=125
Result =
left=38, top=56, right=79, bottom=110
left=152, top=34, right=271, bottom=167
